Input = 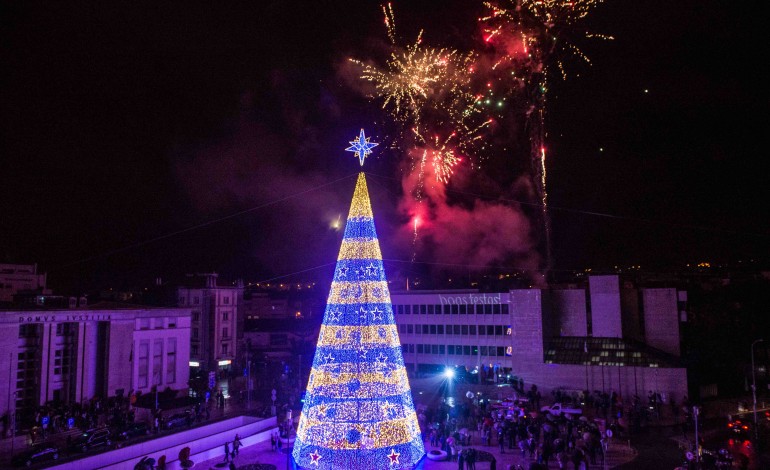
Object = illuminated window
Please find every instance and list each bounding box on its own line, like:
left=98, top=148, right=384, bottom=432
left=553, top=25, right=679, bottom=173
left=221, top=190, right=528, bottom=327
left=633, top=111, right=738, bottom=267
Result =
left=166, top=338, right=176, bottom=384
left=152, top=340, right=163, bottom=386
left=138, top=341, right=149, bottom=388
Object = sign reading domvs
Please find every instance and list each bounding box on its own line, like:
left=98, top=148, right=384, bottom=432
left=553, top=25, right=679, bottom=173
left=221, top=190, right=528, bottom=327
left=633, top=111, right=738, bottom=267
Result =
left=17, top=313, right=112, bottom=323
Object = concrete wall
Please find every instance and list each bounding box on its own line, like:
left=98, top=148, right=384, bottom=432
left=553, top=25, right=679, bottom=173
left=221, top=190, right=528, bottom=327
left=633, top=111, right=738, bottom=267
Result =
left=509, top=289, right=543, bottom=383
left=107, top=321, right=135, bottom=396
left=589, top=276, right=622, bottom=338
left=620, top=288, right=642, bottom=341
left=550, top=289, right=587, bottom=336
left=642, top=288, right=680, bottom=356
left=531, top=363, right=687, bottom=403
left=49, top=415, right=276, bottom=470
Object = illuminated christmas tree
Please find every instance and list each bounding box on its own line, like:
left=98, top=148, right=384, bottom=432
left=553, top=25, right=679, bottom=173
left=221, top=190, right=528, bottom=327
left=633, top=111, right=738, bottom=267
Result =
left=292, top=130, right=425, bottom=469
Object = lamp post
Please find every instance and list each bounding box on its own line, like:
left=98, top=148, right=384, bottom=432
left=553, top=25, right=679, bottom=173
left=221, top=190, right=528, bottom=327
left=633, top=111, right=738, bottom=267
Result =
left=751, top=338, right=764, bottom=442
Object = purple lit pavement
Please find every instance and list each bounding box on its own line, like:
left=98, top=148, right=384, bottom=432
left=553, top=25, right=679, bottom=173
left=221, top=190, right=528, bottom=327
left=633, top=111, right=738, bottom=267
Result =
left=195, top=436, right=637, bottom=470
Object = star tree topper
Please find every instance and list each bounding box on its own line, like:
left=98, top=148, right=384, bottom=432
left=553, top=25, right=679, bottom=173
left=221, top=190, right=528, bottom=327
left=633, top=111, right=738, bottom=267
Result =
left=345, top=128, right=378, bottom=166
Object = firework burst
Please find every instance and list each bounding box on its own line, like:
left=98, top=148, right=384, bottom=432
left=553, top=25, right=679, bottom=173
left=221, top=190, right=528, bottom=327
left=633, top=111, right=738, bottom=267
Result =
left=350, top=4, right=492, bottom=185
left=480, top=0, right=611, bottom=270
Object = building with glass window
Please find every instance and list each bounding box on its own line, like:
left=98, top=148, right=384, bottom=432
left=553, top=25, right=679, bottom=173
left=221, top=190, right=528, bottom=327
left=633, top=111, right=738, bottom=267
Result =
left=0, top=303, right=191, bottom=429
left=391, top=275, right=689, bottom=401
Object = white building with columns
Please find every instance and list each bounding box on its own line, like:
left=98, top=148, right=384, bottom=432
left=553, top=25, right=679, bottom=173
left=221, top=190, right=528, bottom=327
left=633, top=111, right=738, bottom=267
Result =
left=0, top=303, right=191, bottom=427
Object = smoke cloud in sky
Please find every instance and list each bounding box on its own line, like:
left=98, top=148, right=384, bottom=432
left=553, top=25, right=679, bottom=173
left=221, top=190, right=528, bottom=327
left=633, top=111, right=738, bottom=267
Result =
left=393, top=150, right=541, bottom=279
left=173, top=59, right=543, bottom=284
left=171, top=93, right=350, bottom=278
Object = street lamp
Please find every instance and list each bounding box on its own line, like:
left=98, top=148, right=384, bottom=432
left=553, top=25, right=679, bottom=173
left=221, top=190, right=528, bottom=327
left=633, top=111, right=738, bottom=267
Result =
left=751, top=338, right=764, bottom=442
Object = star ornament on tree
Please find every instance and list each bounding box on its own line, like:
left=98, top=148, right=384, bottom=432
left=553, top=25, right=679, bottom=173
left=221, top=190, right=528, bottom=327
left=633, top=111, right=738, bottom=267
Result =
left=387, top=449, right=401, bottom=465
left=345, top=128, right=379, bottom=166
left=309, top=450, right=322, bottom=466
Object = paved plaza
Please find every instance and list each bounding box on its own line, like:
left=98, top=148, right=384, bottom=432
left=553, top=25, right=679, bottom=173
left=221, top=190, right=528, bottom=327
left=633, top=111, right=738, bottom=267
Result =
left=196, top=434, right=638, bottom=470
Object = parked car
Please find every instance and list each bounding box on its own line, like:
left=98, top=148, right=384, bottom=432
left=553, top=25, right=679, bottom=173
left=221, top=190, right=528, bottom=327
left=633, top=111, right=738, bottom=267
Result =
left=540, top=402, right=583, bottom=417
left=11, top=444, right=59, bottom=467
left=115, top=421, right=150, bottom=440
left=71, top=427, right=112, bottom=453
left=165, top=411, right=192, bottom=430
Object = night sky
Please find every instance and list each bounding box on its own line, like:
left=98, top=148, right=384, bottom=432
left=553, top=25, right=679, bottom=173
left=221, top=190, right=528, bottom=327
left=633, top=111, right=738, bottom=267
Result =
left=1, top=1, right=767, bottom=292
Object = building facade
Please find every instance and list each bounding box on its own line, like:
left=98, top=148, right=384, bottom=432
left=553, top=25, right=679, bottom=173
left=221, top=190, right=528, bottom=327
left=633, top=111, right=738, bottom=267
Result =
left=178, top=274, right=243, bottom=372
left=0, top=263, right=48, bottom=303
left=0, top=304, right=191, bottom=426
left=391, top=275, right=688, bottom=401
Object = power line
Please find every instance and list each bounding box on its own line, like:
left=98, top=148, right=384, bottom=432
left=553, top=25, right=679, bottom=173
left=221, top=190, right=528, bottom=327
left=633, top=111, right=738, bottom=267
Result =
left=52, top=172, right=360, bottom=271
left=363, top=171, right=770, bottom=239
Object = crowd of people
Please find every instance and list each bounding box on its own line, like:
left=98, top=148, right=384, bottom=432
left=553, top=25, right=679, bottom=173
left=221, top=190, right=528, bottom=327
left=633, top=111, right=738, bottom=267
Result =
left=3, top=395, right=136, bottom=442
left=419, top=386, right=623, bottom=470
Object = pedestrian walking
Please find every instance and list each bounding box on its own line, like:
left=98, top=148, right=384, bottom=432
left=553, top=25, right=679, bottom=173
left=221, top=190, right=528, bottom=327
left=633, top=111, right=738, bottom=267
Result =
left=233, top=434, right=242, bottom=456
left=223, top=441, right=231, bottom=463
